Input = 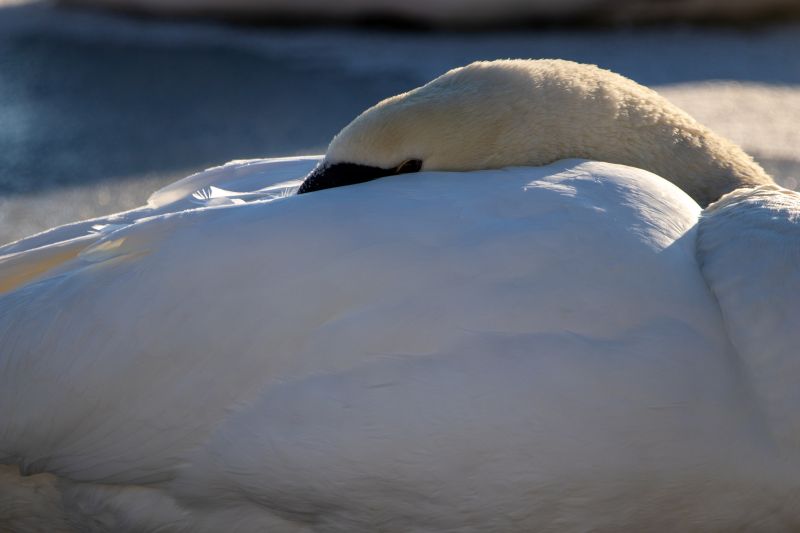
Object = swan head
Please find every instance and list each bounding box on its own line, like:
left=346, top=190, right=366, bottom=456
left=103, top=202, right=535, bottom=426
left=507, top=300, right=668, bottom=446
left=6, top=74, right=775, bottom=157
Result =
left=298, top=59, right=773, bottom=206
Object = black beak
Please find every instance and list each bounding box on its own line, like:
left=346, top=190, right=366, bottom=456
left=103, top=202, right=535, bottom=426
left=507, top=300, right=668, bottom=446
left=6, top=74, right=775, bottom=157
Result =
left=296, top=159, right=423, bottom=195
left=297, top=162, right=395, bottom=195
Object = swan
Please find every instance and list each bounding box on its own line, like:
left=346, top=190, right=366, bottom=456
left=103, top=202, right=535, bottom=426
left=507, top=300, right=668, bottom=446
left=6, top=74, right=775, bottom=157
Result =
left=296, top=59, right=772, bottom=205
left=1, top=59, right=798, bottom=532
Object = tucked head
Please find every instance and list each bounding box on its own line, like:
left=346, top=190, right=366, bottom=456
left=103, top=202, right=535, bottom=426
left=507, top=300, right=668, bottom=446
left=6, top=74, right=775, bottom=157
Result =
left=298, top=59, right=772, bottom=206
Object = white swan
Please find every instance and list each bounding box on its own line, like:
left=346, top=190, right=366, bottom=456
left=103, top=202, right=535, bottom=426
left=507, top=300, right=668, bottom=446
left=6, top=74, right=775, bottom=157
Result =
left=2, top=59, right=798, bottom=532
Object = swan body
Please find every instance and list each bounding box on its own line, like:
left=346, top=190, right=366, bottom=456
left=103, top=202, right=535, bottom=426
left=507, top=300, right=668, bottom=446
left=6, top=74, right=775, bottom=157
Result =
left=2, top=59, right=799, bottom=531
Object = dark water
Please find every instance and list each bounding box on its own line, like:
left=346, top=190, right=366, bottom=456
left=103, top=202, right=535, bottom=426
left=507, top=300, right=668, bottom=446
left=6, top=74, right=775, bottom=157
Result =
left=1, top=5, right=798, bottom=244
left=0, top=33, right=412, bottom=197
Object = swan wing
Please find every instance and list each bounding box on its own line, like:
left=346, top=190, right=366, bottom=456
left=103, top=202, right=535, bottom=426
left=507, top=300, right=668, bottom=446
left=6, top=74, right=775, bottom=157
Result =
left=0, top=157, right=319, bottom=294
left=698, top=185, right=800, bottom=449
left=146, top=155, right=319, bottom=209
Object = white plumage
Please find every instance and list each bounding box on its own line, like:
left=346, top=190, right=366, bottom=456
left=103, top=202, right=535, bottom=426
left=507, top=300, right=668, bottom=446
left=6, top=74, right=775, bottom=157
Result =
left=2, top=60, right=799, bottom=531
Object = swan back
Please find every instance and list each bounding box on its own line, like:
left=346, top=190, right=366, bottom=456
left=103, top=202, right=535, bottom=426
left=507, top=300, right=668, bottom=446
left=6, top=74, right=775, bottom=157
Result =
left=1, top=158, right=795, bottom=530
left=0, top=160, right=721, bottom=485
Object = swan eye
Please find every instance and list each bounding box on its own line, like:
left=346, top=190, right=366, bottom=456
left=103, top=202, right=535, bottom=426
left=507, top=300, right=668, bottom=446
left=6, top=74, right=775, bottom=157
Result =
left=395, top=159, right=423, bottom=175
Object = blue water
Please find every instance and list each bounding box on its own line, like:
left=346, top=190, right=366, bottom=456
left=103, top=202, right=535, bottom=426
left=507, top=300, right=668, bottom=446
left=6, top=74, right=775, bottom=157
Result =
left=1, top=3, right=798, bottom=244
left=0, top=32, right=411, bottom=196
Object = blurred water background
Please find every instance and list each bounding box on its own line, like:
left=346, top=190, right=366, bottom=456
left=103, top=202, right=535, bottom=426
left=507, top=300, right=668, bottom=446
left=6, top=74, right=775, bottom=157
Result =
left=1, top=0, right=799, bottom=245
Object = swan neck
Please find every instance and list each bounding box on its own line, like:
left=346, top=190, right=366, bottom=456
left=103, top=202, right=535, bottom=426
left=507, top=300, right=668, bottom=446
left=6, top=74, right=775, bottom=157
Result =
left=653, top=134, right=773, bottom=207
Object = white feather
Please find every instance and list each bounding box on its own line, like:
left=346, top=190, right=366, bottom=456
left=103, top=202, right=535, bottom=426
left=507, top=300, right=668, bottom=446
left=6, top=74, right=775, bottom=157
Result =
left=2, top=157, right=798, bottom=530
